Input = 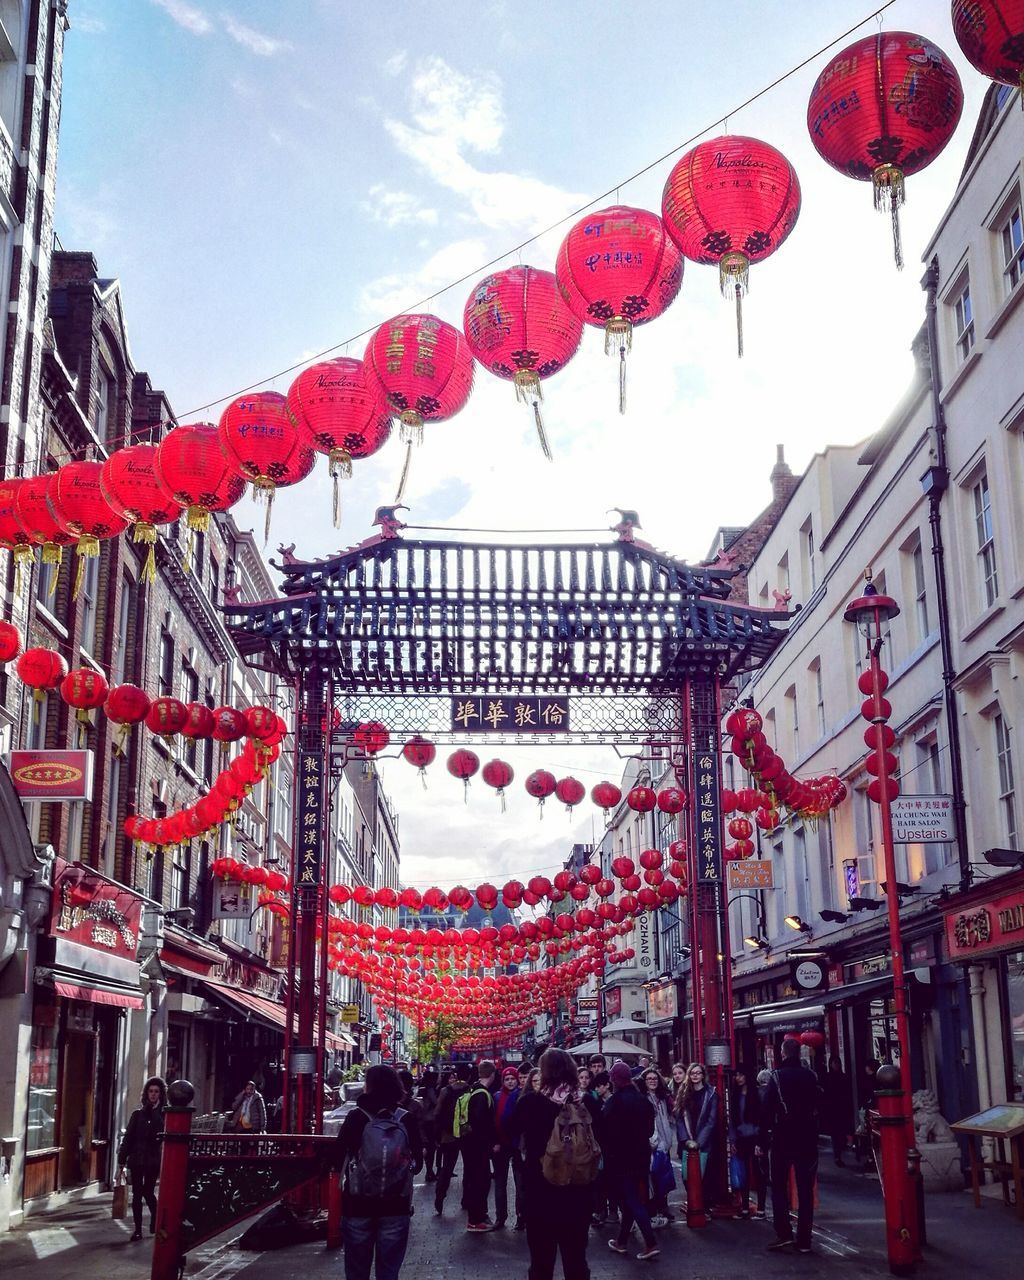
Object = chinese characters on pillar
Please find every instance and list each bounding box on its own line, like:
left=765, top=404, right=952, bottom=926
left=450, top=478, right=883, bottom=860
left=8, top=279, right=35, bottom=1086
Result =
left=297, top=751, right=324, bottom=889
left=693, top=748, right=722, bottom=883
left=449, top=696, right=570, bottom=733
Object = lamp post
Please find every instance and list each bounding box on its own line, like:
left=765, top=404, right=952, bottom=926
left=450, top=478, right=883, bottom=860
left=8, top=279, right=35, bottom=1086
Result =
left=844, top=575, right=922, bottom=1274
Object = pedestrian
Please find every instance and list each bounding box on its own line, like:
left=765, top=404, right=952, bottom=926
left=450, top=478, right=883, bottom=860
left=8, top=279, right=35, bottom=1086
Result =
left=673, top=1062, right=718, bottom=1173
left=604, top=1061, right=660, bottom=1260
left=752, top=1069, right=772, bottom=1218
left=230, top=1080, right=267, bottom=1133
left=518, top=1061, right=534, bottom=1092
left=761, top=1038, right=820, bottom=1254
left=578, top=1066, right=593, bottom=1095
left=415, top=1069, right=441, bottom=1181
left=433, top=1065, right=469, bottom=1216
left=118, top=1076, right=166, bottom=1241
left=457, top=1059, right=496, bottom=1231
left=335, top=1064, right=423, bottom=1280
left=821, top=1057, right=852, bottom=1166
left=526, top=1067, right=541, bottom=1093
left=397, top=1070, right=425, bottom=1155
left=589, top=1071, right=613, bottom=1227
left=631, top=1053, right=653, bottom=1080
left=641, top=1067, right=675, bottom=1224
left=513, top=1047, right=599, bottom=1280
left=729, top=1065, right=760, bottom=1215
left=492, top=1065, right=524, bottom=1229
left=589, top=1055, right=607, bottom=1075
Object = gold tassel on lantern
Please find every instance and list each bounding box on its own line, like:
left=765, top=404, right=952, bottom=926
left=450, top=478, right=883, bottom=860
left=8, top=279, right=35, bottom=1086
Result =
left=604, top=318, right=632, bottom=415
left=872, top=163, right=906, bottom=270
left=514, top=370, right=553, bottom=461
left=132, top=521, right=158, bottom=585
left=399, top=409, right=424, bottom=447
left=12, top=544, right=32, bottom=596
left=719, top=251, right=750, bottom=359
left=72, top=534, right=100, bottom=600
left=113, top=722, right=132, bottom=757
left=186, top=504, right=210, bottom=533
left=251, top=477, right=276, bottom=545
left=329, top=448, right=353, bottom=528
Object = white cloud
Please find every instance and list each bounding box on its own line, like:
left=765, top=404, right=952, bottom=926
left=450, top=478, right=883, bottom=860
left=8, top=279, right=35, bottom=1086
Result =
left=72, top=9, right=106, bottom=33
left=220, top=13, right=292, bottom=56
left=150, top=0, right=212, bottom=35
left=404, top=56, right=504, bottom=154
left=363, top=185, right=439, bottom=229
left=383, top=51, right=408, bottom=78
left=358, top=238, right=488, bottom=318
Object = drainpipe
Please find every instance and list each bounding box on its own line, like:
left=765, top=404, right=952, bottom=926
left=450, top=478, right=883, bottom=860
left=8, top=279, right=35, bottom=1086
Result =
left=921, top=258, right=972, bottom=893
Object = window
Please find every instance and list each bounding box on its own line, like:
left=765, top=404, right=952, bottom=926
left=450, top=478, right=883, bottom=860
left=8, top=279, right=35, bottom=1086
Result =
left=912, top=542, right=930, bottom=640
left=94, top=367, right=113, bottom=439
left=801, top=520, right=817, bottom=594
left=996, top=712, right=1018, bottom=847
left=777, top=553, right=789, bottom=597
left=180, top=660, right=199, bottom=771
left=792, top=827, right=809, bottom=924
left=769, top=838, right=786, bottom=936
left=111, top=577, right=133, bottom=684
left=973, top=474, right=998, bottom=607
left=103, top=757, right=122, bottom=878
left=79, top=553, right=100, bottom=656
left=785, top=685, right=799, bottom=759
left=857, top=787, right=879, bottom=895
left=170, top=843, right=190, bottom=909
left=817, top=819, right=836, bottom=910
left=158, top=627, right=174, bottom=696
left=1001, top=204, right=1023, bottom=295
left=811, top=660, right=825, bottom=738
left=210, top=556, right=220, bottom=605
left=952, top=279, right=975, bottom=362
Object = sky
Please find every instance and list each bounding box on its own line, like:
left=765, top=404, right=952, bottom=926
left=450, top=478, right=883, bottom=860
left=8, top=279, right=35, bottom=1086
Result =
left=57, top=1, right=993, bottom=890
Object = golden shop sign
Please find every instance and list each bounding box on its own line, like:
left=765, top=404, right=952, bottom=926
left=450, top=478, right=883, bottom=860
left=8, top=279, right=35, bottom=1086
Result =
left=7, top=750, right=94, bottom=801
left=944, top=885, right=1024, bottom=961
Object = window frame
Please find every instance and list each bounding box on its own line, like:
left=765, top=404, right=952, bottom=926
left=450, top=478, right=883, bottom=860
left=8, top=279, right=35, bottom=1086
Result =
left=1000, top=202, right=1023, bottom=296
left=995, top=711, right=1018, bottom=848
left=973, top=473, right=999, bottom=608
left=952, top=277, right=975, bottom=362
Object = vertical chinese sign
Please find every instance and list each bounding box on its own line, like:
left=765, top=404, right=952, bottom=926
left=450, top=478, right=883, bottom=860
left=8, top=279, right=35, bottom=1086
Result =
left=693, top=746, right=722, bottom=883
left=297, top=750, right=324, bottom=890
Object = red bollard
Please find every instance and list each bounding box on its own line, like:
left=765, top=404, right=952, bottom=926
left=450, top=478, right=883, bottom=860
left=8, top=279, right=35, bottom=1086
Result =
left=151, top=1080, right=195, bottom=1280
left=684, top=1142, right=708, bottom=1229
left=325, top=1169, right=343, bottom=1250
left=875, top=1065, right=918, bottom=1276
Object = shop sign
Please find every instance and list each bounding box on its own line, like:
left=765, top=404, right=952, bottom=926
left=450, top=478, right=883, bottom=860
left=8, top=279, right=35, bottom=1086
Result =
left=693, top=747, right=722, bottom=883
left=212, top=880, right=253, bottom=919
left=297, top=750, right=324, bottom=889
left=646, top=981, right=678, bottom=1023
left=728, top=860, right=773, bottom=890
left=50, top=859, right=141, bottom=960
left=341, top=1003, right=360, bottom=1023
left=451, top=696, right=569, bottom=733
left=848, top=953, right=891, bottom=982
left=8, top=749, right=94, bottom=801
left=635, top=908, right=656, bottom=971
left=577, top=995, right=599, bottom=1010
left=604, top=987, right=622, bottom=1018
left=792, top=957, right=829, bottom=993
left=890, top=795, right=955, bottom=842
left=944, top=885, right=1024, bottom=961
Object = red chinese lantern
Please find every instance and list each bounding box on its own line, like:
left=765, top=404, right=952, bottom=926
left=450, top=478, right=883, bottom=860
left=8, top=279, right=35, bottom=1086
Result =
left=59, top=668, right=109, bottom=729
left=287, top=357, right=393, bottom=525
left=591, top=781, right=622, bottom=817
left=525, top=769, right=557, bottom=815
left=245, top=706, right=279, bottom=741
left=402, top=735, right=436, bottom=785
left=657, top=786, right=687, bottom=814
left=217, top=392, right=316, bottom=539
left=181, top=702, right=216, bottom=740
left=13, top=475, right=75, bottom=586
left=100, top=444, right=182, bottom=583
left=212, top=705, right=248, bottom=744
left=0, top=620, right=22, bottom=663
left=482, top=759, right=514, bottom=810
left=626, top=785, right=657, bottom=813
left=662, top=135, right=801, bottom=356
left=447, top=747, right=479, bottom=800
left=807, top=32, right=964, bottom=267
left=364, top=314, right=475, bottom=446
left=0, top=478, right=34, bottom=591
left=154, top=424, right=247, bottom=533
left=555, top=776, right=585, bottom=814
left=16, top=647, right=67, bottom=704
left=952, top=2, right=1024, bottom=96
left=105, top=683, right=151, bottom=754
left=354, top=721, right=390, bottom=757
left=728, top=816, right=754, bottom=841
left=48, top=461, right=129, bottom=598
left=462, top=266, right=583, bottom=459
left=146, top=696, right=190, bottom=740
left=555, top=205, right=683, bottom=412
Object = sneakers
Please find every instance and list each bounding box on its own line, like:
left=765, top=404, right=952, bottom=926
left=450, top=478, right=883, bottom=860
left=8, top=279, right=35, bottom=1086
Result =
left=767, top=1238, right=793, bottom=1251
left=752, top=1209, right=766, bottom=1219
left=637, top=1246, right=660, bottom=1261
left=796, top=1245, right=813, bottom=1254
left=466, top=1220, right=493, bottom=1233
left=129, top=1230, right=143, bottom=1242
left=608, top=1239, right=628, bottom=1254
left=650, top=1214, right=668, bottom=1228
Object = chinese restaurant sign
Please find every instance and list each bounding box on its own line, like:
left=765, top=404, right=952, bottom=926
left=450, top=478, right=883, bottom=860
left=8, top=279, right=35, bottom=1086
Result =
left=50, top=858, right=141, bottom=960
left=450, top=696, right=569, bottom=733
left=212, top=881, right=253, bottom=920
left=7, top=750, right=94, bottom=801
left=297, top=751, right=324, bottom=889
left=728, top=861, right=774, bottom=890
left=944, top=883, right=1024, bottom=961
left=693, top=748, right=722, bottom=883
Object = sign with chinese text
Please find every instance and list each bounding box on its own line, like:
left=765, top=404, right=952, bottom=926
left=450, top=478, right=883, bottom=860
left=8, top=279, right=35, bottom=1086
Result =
left=944, top=883, right=1024, bottom=961
left=728, top=861, right=774, bottom=890
left=891, top=795, right=955, bottom=843
left=50, top=859, right=142, bottom=961
left=692, top=747, right=722, bottom=883
left=297, top=750, right=324, bottom=889
left=8, top=750, right=94, bottom=801
left=450, top=696, right=569, bottom=733
left=646, top=981, right=678, bottom=1023
left=212, top=881, right=253, bottom=920
left=791, top=958, right=828, bottom=993
left=341, top=1003, right=360, bottom=1023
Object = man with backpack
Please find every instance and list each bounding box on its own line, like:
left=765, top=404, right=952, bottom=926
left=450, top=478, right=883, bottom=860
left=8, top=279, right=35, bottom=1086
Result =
left=335, top=1065, right=423, bottom=1280
left=456, top=1059, right=497, bottom=1231
left=759, top=1037, right=821, bottom=1254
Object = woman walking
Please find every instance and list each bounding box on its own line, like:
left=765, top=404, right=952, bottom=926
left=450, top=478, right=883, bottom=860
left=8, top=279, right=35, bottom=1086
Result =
left=673, top=1062, right=719, bottom=1204
left=512, top=1047, right=597, bottom=1280
left=230, top=1080, right=267, bottom=1133
left=118, top=1076, right=166, bottom=1241
left=641, top=1068, right=676, bottom=1224
left=729, top=1065, right=761, bottom=1215
left=822, top=1057, right=853, bottom=1165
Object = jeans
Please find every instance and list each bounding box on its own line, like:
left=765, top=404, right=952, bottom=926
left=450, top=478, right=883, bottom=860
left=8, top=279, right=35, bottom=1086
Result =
left=460, top=1139, right=492, bottom=1222
left=770, top=1145, right=817, bottom=1249
left=612, top=1173, right=656, bottom=1250
left=524, top=1186, right=591, bottom=1280
left=129, top=1162, right=157, bottom=1231
left=492, top=1146, right=523, bottom=1223
left=342, top=1215, right=410, bottom=1280
left=434, top=1142, right=461, bottom=1211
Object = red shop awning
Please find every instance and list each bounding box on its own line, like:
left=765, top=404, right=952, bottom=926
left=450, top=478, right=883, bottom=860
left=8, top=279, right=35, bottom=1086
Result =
left=54, top=979, right=144, bottom=1010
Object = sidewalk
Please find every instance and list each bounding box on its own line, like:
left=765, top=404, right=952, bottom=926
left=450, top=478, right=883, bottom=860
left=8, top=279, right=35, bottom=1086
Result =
left=1, top=1159, right=1019, bottom=1280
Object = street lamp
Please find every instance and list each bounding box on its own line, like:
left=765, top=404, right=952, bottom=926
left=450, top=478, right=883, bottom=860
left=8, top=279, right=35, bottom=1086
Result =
left=784, top=914, right=813, bottom=934
left=844, top=573, right=922, bottom=1274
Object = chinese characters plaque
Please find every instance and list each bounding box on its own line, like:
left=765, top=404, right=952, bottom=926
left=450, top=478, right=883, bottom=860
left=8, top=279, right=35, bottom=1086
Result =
left=297, top=750, right=324, bottom=889
left=692, top=748, right=722, bottom=883
left=449, top=696, right=570, bottom=733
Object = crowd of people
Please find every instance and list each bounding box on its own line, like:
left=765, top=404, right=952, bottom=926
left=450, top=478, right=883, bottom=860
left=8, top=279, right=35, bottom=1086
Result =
left=334, top=1041, right=837, bottom=1280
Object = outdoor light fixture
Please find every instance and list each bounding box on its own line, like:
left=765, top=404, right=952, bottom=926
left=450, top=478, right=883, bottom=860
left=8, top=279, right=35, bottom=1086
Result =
left=880, top=881, right=921, bottom=897
left=819, top=908, right=851, bottom=923
left=982, top=847, right=1024, bottom=868
left=849, top=896, right=884, bottom=912
left=744, top=934, right=771, bottom=951
left=784, top=914, right=813, bottom=934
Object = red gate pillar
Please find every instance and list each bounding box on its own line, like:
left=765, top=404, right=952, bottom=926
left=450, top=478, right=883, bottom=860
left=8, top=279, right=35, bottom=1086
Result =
left=151, top=1080, right=194, bottom=1280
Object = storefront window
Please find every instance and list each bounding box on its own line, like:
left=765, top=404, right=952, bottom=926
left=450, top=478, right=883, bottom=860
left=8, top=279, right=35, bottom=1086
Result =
left=27, top=1003, right=59, bottom=1151
left=1008, top=950, right=1024, bottom=1102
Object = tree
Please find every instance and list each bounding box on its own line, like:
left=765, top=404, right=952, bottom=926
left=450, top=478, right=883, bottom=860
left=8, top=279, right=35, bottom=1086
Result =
left=413, top=1014, right=461, bottom=1065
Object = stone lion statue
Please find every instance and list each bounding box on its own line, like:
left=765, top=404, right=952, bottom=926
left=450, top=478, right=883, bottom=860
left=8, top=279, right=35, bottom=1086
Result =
left=912, top=1089, right=955, bottom=1144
